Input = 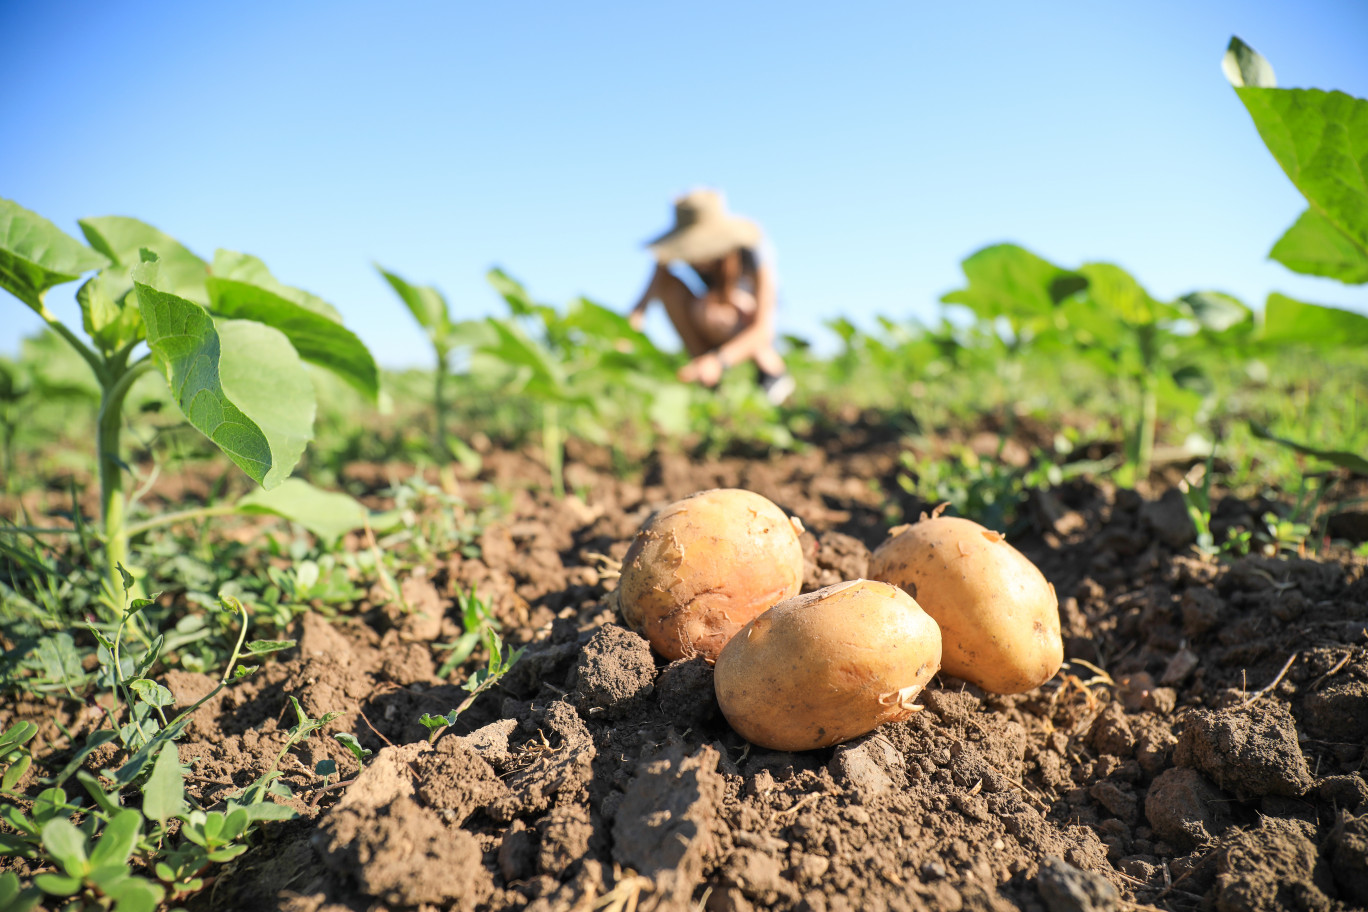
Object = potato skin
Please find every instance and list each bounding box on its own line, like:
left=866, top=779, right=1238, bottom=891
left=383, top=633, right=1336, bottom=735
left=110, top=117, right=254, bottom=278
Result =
left=713, top=579, right=942, bottom=751
left=868, top=515, right=1062, bottom=694
left=617, top=488, right=805, bottom=661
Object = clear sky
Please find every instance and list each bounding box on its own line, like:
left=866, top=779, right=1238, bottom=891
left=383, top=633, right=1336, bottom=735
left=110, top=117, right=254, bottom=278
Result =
left=4, top=1, right=1366, bottom=367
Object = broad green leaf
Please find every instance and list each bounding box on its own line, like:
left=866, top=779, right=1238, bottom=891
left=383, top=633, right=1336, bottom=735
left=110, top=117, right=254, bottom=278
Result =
left=216, top=319, right=316, bottom=489
left=1233, top=85, right=1368, bottom=264
left=211, top=250, right=341, bottom=321
left=88, top=810, right=141, bottom=868
left=134, top=280, right=275, bottom=485
left=1178, top=291, right=1253, bottom=333
left=1268, top=209, right=1368, bottom=283
left=236, top=478, right=367, bottom=545
left=77, top=270, right=145, bottom=355
left=33, top=872, right=81, bottom=896
left=78, top=216, right=208, bottom=303
left=33, top=632, right=83, bottom=687
left=0, top=197, right=108, bottom=312
left=241, top=800, right=297, bottom=822
left=488, top=267, right=557, bottom=322
left=2, top=753, right=31, bottom=792
left=102, top=875, right=164, bottom=912
left=0, top=871, right=42, bottom=912
left=40, top=818, right=87, bottom=874
left=1263, top=293, right=1368, bottom=346
left=940, top=244, right=1086, bottom=320
left=1079, top=262, right=1173, bottom=327
left=482, top=317, right=564, bottom=396
left=207, top=276, right=378, bottom=400
left=378, top=266, right=453, bottom=348
left=1251, top=422, right=1368, bottom=475
left=0, top=721, right=39, bottom=752
left=128, top=679, right=175, bottom=708
left=1221, top=36, right=1275, bottom=89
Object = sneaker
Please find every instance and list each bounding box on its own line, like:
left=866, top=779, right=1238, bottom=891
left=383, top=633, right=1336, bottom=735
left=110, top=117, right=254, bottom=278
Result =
left=759, top=371, right=795, bottom=406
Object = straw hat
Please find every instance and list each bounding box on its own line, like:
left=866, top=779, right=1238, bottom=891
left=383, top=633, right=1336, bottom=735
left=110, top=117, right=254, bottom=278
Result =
left=645, top=189, right=762, bottom=264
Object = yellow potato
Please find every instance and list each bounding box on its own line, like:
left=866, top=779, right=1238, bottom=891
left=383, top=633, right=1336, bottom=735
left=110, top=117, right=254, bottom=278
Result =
left=617, top=488, right=805, bottom=661
left=868, top=514, right=1062, bottom=694
left=713, top=579, right=942, bottom=751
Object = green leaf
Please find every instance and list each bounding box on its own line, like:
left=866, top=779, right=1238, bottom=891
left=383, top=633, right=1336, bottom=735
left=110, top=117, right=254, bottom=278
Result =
left=236, top=479, right=367, bottom=545
left=1178, top=291, right=1253, bottom=333
left=78, top=216, right=208, bottom=303
left=0, top=197, right=109, bottom=312
left=77, top=270, right=145, bottom=355
left=208, top=275, right=379, bottom=401
left=0, top=721, right=38, bottom=753
left=1221, top=36, right=1276, bottom=89
left=132, top=280, right=276, bottom=486
left=315, top=758, right=338, bottom=778
left=1079, top=262, right=1173, bottom=327
left=141, top=743, right=184, bottom=825
left=40, top=818, right=88, bottom=874
left=1268, top=209, right=1368, bottom=283
left=75, top=771, right=122, bottom=816
left=1263, top=293, right=1368, bottom=346
left=482, top=317, right=564, bottom=398
left=1233, top=84, right=1368, bottom=267
left=128, top=679, right=175, bottom=708
left=33, top=872, right=82, bottom=896
left=210, top=250, right=342, bottom=320
left=333, top=732, right=372, bottom=766
left=940, top=244, right=1086, bottom=320
left=1251, top=422, right=1368, bottom=475
left=88, top=810, right=142, bottom=869
left=216, top=319, right=316, bottom=489
left=242, top=639, right=297, bottom=656
left=240, top=801, right=297, bottom=822
left=32, top=633, right=83, bottom=688
left=0, top=871, right=42, bottom=912
left=378, top=265, right=453, bottom=348
left=103, top=875, right=164, bottom=912
left=2, top=753, right=31, bottom=792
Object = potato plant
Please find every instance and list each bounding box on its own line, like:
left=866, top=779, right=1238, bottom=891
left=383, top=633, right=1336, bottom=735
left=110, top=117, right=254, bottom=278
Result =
left=0, top=200, right=373, bottom=599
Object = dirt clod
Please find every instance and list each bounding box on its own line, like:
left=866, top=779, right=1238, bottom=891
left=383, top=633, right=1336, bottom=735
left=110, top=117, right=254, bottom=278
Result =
left=1174, top=703, right=1314, bottom=799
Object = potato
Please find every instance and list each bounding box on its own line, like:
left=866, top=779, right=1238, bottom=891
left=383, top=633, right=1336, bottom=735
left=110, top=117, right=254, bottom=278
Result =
left=617, top=488, right=805, bottom=661
left=867, top=513, right=1062, bottom=694
left=713, top=579, right=942, bottom=751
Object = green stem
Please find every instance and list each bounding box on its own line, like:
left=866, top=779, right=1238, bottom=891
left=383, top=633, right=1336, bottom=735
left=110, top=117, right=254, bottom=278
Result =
left=433, top=345, right=449, bottom=457
left=124, top=503, right=238, bottom=538
left=543, top=402, right=564, bottom=499
left=98, top=358, right=155, bottom=597
left=1136, top=372, right=1157, bottom=485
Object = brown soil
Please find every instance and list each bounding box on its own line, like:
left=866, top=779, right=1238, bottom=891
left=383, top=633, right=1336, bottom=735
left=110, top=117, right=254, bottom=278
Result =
left=5, top=436, right=1368, bottom=912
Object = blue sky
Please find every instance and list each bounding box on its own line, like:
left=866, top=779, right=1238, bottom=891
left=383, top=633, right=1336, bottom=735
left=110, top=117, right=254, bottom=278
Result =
left=3, top=1, right=1366, bottom=367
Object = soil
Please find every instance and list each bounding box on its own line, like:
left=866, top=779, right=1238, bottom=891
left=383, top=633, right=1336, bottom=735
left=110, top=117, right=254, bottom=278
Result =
left=4, top=432, right=1368, bottom=912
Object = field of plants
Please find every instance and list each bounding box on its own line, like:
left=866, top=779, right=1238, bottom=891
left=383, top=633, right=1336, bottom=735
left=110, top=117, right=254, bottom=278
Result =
left=2, top=38, right=1367, bottom=912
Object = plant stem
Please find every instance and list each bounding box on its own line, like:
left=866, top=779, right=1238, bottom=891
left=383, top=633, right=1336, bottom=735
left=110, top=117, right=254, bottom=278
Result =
left=433, top=345, right=449, bottom=457
left=1136, top=372, right=1157, bottom=485
left=98, top=358, right=155, bottom=597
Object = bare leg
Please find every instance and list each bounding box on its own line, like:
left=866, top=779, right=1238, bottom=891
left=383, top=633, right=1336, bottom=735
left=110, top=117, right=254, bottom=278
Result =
left=637, top=264, right=712, bottom=357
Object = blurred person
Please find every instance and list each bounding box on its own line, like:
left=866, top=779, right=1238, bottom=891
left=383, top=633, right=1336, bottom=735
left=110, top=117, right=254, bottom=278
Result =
left=627, top=189, right=794, bottom=404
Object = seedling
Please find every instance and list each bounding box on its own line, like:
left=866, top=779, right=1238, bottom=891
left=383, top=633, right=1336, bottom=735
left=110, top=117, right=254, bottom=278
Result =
left=420, top=628, right=525, bottom=742
left=434, top=585, right=499, bottom=679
